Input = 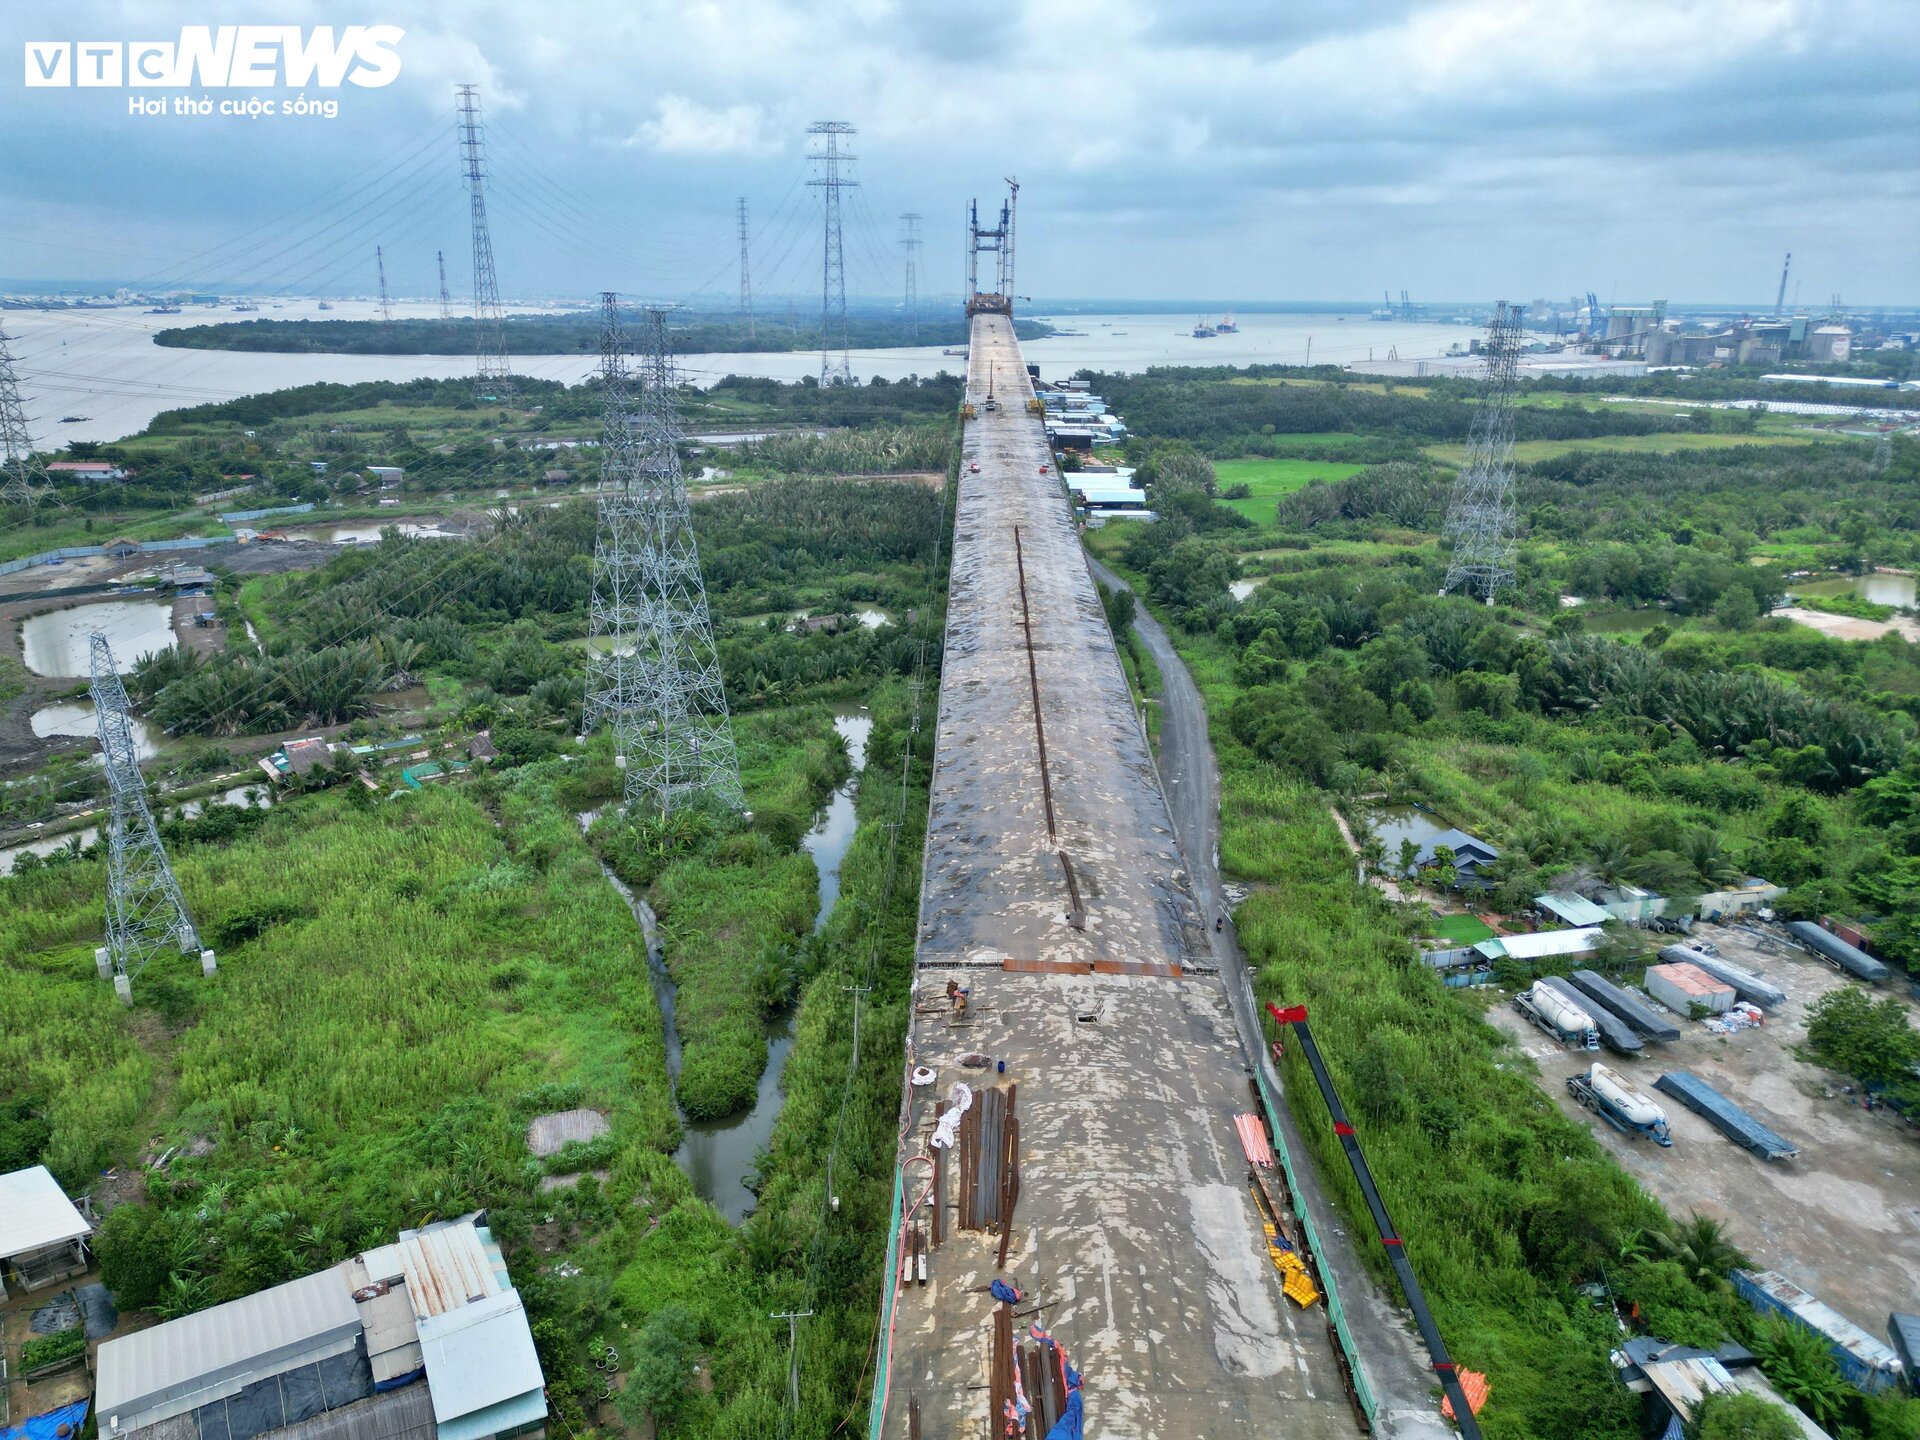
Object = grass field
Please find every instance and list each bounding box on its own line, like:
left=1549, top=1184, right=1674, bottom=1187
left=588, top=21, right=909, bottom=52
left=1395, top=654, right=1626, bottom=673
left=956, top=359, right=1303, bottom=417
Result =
left=1427, top=911, right=1496, bottom=944
left=1422, top=430, right=1833, bottom=465
left=1215, top=456, right=1370, bottom=520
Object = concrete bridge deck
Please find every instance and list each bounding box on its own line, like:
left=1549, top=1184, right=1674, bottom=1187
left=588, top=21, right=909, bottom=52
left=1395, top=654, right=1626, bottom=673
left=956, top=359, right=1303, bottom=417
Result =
left=876, top=314, right=1358, bottom=1439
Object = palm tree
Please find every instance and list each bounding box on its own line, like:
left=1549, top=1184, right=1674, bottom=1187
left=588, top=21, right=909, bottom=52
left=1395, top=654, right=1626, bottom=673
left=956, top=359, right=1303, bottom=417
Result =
left=1749, top=1316, right=1853, bottom=1429
left=1649, top=1212, right=1748, bottom=1289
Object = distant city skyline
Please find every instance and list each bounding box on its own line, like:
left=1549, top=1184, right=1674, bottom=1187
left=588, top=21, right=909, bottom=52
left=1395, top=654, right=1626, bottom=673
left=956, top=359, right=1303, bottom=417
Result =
left=3, top=1, right=1917, bottom=305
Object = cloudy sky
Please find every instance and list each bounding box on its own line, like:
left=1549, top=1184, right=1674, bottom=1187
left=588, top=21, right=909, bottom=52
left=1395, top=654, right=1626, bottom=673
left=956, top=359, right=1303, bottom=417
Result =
left=3, top=0, right=1917, bottom=305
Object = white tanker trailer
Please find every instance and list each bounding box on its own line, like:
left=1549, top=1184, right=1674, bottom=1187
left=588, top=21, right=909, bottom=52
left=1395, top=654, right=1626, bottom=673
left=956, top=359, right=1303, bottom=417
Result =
left=1513, top=979, right=1600, bottom=1050
left=1567, top=1062, right=1673, bottom=1145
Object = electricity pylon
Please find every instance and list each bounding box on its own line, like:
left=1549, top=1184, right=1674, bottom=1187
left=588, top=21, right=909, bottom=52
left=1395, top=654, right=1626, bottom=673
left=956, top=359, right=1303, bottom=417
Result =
left=899, top=213, right=921, bottom=344
left=375, top=245, right=392, bottom=323
left=583, top=295, right=743, bottom=815
left=807, top=122, right=856, bottom=386
left=90, top=633, right=212, bottom=1001
left=437, top=249, right=453, bottom=320
left=458, top=83, right=512, bottom=399
left=737, top=197, right=754, bottom=340
left=1440, top=301, right=1524, bottom=602
left=0, top=330, right=50, bottom=507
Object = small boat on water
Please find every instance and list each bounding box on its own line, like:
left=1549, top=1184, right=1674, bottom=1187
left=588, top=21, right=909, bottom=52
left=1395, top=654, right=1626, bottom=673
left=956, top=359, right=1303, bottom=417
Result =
left=1215, top=313, right=1239, bottom=334
left=1192, top=319, right=1217, bottom=338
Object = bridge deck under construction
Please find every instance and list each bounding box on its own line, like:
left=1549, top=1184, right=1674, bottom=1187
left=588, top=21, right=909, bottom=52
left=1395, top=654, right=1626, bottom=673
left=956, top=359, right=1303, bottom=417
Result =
left=876, top=314, right=1356, bottom=1438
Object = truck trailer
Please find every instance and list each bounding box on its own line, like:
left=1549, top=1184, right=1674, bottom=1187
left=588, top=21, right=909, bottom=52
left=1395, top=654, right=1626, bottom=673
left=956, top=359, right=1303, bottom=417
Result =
left=1568, top=970, right=1681, bottom=1042
left=1654, top=1071, right=1799, bottom=1161
left=1513, top=980, right=1600, bottom=1050
left=1567, top=1062, right=1671, bottom=1145
left=1540, top=975, right=1642, bottom=1056
left=1785, top=920, right=1890, bottom=983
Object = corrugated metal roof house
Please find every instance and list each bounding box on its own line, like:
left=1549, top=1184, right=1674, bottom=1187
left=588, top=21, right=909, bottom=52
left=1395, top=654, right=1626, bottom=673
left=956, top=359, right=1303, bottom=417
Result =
left=96, top=1216, right=545, bottom=1440
left=0, top=1165, right=93, bottom=1296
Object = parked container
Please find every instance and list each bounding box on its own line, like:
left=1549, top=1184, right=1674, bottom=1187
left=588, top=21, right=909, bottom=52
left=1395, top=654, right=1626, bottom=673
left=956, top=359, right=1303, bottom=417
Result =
left=1786, top=920, right=1890, bottom=983
left=1659, top=947, right=1788, bottom=1010
left=1888, top=1313, right=1920, bottom=1395
left=1568, top=970, right=1681, bottom=1041
left=1653, top=1071, right=1798, bottom=1160
left=1731, top=1269, right=1901, bottom=1392
left=1644, top=961, right=1736, bottom=1016
left=1540, top=975, right=1642, bottom=1056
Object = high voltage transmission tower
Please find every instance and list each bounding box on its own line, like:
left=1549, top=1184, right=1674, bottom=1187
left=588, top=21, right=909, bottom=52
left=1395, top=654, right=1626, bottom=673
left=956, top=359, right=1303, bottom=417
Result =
left=737, top=197, right=754, bottom=340
left=90, top=633, right=213, bottom=1002
left=899, top=212, right=921, bottom=343
left=1440, top=301, right=1524, bottom=602
left=583, top=295, right=743, bottom=816
left=457, top=82, right=512, bottom=399
left=807, top=121, right=856, bottom=386
left=437, top=249, right=453, bottom=319
left=375, top=245, right=392, bottom=322
left=0, top=330, right=50, bottom=508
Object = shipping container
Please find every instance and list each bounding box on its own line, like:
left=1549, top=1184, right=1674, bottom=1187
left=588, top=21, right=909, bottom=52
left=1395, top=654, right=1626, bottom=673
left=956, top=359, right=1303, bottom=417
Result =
left=1568, top=970, right=1681, bottom=1041
left=1731, top=1270, right=1901, bottom=1392
left=1540, top=975, right=1642, bottom=1056
left=1888, top=1313, right=1919, bottom=1394
left=1645, top=961, right=1736, bottom=1016
left=1786, top=921, right=1890, bottom=983
left=1653, top=1071, right=1798, bottom=1161
left=1658, top=947, right=1787, bottom=1010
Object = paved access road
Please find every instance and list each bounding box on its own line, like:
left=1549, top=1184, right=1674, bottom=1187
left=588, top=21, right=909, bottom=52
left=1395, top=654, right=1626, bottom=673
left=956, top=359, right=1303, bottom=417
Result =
left=1085, top=553, right=1454, bottom=1440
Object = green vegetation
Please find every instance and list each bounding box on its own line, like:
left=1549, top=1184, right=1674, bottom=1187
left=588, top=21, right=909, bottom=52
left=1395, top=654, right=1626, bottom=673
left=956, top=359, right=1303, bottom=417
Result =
left=153, top=305, right=1052, bottom=355
left=1213, top=456, right=1369, bottom=520
left=1804, top=988, right=1920, bottom=1109
left=21, top=1325, right=86, bottom=1372
left=1084, top=362, right=1920, bottom=1436
left=1689, top=1392, right=1802, bottom=1440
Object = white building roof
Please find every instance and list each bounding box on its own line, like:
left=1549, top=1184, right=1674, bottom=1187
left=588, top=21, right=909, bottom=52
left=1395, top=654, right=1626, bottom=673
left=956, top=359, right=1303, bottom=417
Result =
left=95, top=1266, right=361, bottom=1433
left=0, top=1165, right=92, bottom=1257
left=417, top=1291, right=544, bottom=1424
left=358, top=1217, right=504, bottom=1319
left=1475, top=926, right=1604, bottom=962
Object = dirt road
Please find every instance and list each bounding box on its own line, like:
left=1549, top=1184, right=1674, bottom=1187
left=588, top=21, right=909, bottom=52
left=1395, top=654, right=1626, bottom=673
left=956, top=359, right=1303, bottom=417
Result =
left=1085, top=553, right=1451, bottom=1440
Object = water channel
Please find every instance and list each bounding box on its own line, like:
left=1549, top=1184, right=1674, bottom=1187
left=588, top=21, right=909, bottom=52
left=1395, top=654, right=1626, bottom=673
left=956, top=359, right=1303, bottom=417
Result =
left=31, top=700, right=160, bottom=758
left=1795, top=573, right=1918, bottom=609
left=19, top=600, right=175, bottom=677
left=584, top=704, right=872, bottom=1221
left=0, top=784, right=272, bottom=876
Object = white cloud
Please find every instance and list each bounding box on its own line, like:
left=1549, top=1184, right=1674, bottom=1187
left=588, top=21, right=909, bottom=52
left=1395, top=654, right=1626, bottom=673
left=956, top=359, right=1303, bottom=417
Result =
left=628, top=96, right=780, bottom=156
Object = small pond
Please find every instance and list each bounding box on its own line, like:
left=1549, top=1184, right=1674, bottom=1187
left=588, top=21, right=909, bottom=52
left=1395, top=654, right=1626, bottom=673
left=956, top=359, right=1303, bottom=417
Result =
left=32, top=700, right=160, bottom=759
left=20, top=600, right=175, bottom=677
left=1794, top=574, right=1917, bottom=609
left=1366, top=804, right=1455, bottom=859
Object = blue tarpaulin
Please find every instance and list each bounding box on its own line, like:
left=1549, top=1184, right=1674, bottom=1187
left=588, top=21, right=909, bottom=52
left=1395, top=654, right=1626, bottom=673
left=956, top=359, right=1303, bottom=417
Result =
left=989, top=1278, right=1022, bottom=1304
left=1, top=1400, right=90, bottom=1440
left=1043, top=1390, right=1083, bottom=1440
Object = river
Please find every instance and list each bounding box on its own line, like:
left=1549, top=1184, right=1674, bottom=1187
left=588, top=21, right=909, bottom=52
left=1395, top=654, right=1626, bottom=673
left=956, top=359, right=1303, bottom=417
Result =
left=7, top=299, right=1484, bottom=445
left=584, top=703, right=872, bottom=1222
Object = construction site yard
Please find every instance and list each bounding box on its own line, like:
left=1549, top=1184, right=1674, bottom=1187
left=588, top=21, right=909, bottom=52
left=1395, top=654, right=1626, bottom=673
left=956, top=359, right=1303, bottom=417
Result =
left=1486, top=921, right=1920, bottom=1336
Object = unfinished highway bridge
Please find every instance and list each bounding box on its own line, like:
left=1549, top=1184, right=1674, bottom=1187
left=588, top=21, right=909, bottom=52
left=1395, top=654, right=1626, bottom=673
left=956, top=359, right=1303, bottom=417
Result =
left=864, top=199, right=1471, bottom=1440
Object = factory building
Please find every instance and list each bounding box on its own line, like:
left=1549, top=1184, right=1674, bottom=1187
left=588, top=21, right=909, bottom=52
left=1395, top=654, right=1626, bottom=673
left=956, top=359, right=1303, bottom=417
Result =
left=95, top=1214, right=545, bottom=1440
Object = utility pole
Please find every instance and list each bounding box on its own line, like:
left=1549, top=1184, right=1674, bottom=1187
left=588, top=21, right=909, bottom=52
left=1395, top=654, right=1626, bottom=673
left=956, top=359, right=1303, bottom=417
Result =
left=899, top=213, right=921, bottom=343
left=91, top=633, right=212, bottom=1002
left=806, top=122, right=856, bottom=386
left=1440, top=301, right=1524, bottom=602
left=843, top=984, right=872, bottom=1068
left=457, top=83, right=512, bottom=399
left=375, top=245, right=392, bottom=323
left=737, top=197, right=754, bottom=340
left=770, top=1310, right=813, bottom=1417
left=437, top=249, right=452, bottom=320
left=0, top=330, right=50, bottom=508
left=583, top=295, right=744, bottom=815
